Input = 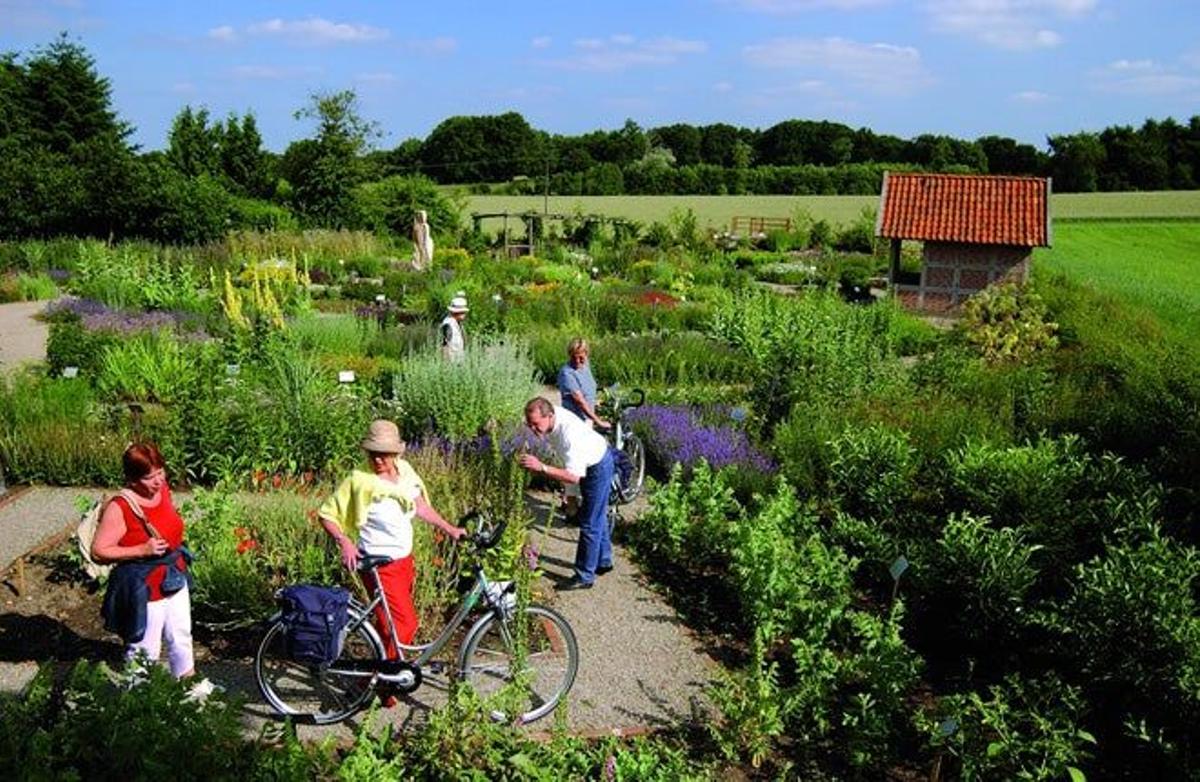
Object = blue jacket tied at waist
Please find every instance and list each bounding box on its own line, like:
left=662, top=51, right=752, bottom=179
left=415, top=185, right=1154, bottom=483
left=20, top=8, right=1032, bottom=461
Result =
left=101, top=547, right=194, bottom=643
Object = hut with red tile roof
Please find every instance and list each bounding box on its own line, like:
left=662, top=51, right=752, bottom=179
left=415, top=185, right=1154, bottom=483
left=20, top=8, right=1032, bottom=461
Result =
left=875, top=172, right=1052, bottom=311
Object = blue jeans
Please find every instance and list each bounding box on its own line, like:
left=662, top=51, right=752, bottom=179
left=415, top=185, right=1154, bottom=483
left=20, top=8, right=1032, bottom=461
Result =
left=574, top=449, right=615, bottom=584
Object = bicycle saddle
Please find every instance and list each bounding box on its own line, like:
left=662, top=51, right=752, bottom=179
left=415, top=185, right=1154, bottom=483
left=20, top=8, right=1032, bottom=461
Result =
left=356, top=553, right=394, bottom=571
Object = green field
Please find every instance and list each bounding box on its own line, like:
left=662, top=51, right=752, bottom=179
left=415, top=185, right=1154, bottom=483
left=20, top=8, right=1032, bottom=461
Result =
left=468, top=190, right=1200, bottom=229
left=1036, top=220, right=1200, bottom=340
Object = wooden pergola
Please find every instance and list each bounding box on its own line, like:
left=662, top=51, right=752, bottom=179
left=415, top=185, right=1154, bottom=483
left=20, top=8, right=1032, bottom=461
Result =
left=470, top=211, right=633, bottom=257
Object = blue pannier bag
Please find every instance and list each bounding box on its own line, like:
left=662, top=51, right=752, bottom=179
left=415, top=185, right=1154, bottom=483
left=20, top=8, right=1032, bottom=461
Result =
left=612, top=447, right=633, bottom=488
left=278, top=584, right=350, bottom=666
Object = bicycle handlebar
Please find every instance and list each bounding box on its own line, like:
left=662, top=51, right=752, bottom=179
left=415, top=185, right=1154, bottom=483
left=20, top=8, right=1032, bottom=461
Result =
left=462, top=511, right=507, bottom=552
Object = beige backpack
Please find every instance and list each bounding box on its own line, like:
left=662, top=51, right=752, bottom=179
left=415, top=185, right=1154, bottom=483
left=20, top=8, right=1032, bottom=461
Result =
left=75, top=490, right=162, bottom=581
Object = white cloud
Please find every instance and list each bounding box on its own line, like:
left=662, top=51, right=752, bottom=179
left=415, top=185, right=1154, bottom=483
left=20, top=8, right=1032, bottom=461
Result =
left=713, top=80, right=735, bottom=93
left=531, top=36, right=552, bottom=49
left=1093, top=58, right=1200, bottom=96
left=207, top=25, right=236, bottom=43
left=1011, top=89, right=1052, bottom=103
left=238, top=17, right=389, bottom=45
left=543, top=35, right=708, bottom=71
left=729, top=0, right=890, bottom=11
left=923, top=0, right=1097, bottom=50
left=230, top=64, right=323, bottom=80
left=170, top=81, right=196, bottom=95
left=743, top=36, right=930, bottom=94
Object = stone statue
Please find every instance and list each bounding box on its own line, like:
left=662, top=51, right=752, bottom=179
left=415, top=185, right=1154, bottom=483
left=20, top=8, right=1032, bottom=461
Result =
left=412, top=210, right=434, bottom=269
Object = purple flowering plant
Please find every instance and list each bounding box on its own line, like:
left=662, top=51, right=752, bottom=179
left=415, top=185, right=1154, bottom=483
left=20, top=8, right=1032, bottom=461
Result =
left=42, top=297, right=206, bottom=337
left=627, top=404, right=776, bottom=477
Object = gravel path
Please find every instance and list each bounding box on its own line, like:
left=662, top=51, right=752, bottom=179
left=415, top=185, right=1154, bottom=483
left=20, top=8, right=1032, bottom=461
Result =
left=0, top=300, right=49, bottom=374
left=0, top=485, right=717, bottom=739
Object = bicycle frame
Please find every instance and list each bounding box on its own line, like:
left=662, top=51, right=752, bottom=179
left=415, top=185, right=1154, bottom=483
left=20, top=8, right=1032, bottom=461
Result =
left=330, top=561, right=507, bottom=681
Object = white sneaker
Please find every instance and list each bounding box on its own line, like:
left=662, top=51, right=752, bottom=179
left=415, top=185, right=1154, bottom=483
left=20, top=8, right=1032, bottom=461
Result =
left=184, top=678, right=223, bottom=703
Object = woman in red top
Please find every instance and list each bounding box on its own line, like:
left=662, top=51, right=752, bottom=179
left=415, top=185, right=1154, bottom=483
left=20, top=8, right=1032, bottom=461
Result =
left=92, top=442, right=195, bottom=679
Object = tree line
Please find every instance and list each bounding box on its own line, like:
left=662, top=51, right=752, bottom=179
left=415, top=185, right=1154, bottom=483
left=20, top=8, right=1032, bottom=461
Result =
left=2, top=36, right=1198, bottom=244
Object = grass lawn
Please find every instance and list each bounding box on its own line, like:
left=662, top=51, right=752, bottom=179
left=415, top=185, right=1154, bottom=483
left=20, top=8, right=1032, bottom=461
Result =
left=1035, top=220, right=1200, bottom=342
left=468, top=190, right=1200, bottom=229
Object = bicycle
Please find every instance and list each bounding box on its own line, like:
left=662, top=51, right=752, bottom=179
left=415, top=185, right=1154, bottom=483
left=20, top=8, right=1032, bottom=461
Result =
left=254, top=514, right=579, bottom=726
left=598, top=384, right=646, bottom=505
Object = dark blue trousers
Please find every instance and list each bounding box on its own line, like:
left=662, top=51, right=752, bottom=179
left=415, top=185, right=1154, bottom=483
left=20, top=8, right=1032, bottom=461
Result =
left=573, top=449, right=615, bottom=584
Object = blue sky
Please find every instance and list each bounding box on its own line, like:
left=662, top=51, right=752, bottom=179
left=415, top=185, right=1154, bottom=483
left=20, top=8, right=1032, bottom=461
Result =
left=3, top=0, right=1197, bottom=152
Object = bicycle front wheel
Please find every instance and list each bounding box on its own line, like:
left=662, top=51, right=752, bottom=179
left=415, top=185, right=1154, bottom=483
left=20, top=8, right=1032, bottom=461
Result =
left=255, top=609, right=384, bottom=724
left=459, top=604, right=579, bottom=725
left=617, top=432, right=645, bottom=504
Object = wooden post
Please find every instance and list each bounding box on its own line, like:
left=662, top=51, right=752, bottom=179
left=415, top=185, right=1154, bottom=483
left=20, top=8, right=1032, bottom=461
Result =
left=889, top=238, right=901, bottom=287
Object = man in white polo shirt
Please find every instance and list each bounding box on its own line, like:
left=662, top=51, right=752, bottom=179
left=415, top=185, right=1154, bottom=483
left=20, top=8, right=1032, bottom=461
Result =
left=518, top=397, right=615, bottom=590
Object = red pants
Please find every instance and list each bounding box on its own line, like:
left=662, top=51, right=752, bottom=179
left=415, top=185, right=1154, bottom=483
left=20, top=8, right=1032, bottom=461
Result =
left=360, top=555, right=417, bottom=658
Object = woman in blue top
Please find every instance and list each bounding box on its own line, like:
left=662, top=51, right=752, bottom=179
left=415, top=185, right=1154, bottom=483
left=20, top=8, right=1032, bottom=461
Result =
left=557, top=337, right=609, bottom=430
left=556, top=338, right=609, bottom=519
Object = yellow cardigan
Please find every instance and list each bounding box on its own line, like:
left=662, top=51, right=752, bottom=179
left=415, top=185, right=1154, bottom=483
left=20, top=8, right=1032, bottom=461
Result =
left=318, top=463, right=428, bottom=542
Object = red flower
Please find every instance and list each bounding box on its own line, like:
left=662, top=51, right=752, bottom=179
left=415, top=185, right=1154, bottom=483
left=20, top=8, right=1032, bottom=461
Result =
left=236, top=538, right=259, bottom=555
left=233, top=526, right=249, bottom=539
left=272, top=474, right=283, bottom=488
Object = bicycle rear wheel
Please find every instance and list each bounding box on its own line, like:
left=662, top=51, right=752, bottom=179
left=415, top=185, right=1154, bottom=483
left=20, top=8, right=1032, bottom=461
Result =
left=255, top=609, right=384, bottom=724
left=459, top=604, right=579, bottom=725
left=616, top=432, right=645, bottom=504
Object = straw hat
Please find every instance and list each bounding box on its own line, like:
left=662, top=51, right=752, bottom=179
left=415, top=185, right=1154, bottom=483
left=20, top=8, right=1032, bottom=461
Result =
left=447, top=291, right=469, bottom=314
left=360, top=419, right=405, bottom=455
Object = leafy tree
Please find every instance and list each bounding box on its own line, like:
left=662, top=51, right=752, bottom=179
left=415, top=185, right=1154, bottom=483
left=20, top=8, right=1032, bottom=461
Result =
left=977, top=135, right=1048, bottom=176
left=420, top=112, right=541, bottom=183
left=166, top=105, right=221, bottom=178
left=289, top=89, right=379, bottom=227
left=219, top=112, right=272, bottom=197
left=19, top=34, right=131, bottom=153
left=1049, top=132, right=1106, bottom=192
left=651, top=123, right=702, bottom=166
left=355, top=174, right=463, bottom=239
left=700, top=123, right=742, bottom=167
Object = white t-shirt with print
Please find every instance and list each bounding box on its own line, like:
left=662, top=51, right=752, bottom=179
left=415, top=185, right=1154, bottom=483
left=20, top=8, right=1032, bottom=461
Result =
left=358, top=481, right=422, bottom=559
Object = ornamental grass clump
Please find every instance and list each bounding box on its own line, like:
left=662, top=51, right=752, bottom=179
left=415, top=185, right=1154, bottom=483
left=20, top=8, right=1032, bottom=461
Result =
left=391, top=338, right=539, bottom=442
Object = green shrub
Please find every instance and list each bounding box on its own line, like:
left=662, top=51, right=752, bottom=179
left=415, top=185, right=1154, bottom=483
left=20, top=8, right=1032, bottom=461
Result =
left=390, top=338, right=539, bottom=441
left=290, top=311, right=378, bottom=357
left=961, top=282, right=1058, bottom=364
left=826, top=423, right=919, bottom=520
left=0, top=662, right=254, bottom=781
left=354, top=174, right=464, bottom=240
left=916, top=514, right=1041, bottom=652
left=0, top=371, right=125, bottom=484
left=709, top=290, right=901, bottom=429
left=919, top=674, right=1094, bottom=782
left=1047, top=528, right=1200, bottom=763
left=45, top=318, right=120, bottom=378
left=96, top=330, right=219, bottom=404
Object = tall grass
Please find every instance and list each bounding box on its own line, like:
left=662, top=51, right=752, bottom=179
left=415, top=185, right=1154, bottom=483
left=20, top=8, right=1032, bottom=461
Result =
left=290, top=311, right=379, bottom=357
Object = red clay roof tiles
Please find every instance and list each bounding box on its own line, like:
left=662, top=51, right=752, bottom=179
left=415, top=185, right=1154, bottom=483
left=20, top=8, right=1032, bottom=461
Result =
left=876, top=173, right=1051, bottom=247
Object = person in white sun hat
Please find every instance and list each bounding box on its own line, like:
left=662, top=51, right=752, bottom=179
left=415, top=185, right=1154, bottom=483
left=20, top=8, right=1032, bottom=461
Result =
left=440, top=291, right=469, bottom=362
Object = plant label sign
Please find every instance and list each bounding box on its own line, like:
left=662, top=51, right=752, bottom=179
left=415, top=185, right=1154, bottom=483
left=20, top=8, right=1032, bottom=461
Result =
left=225, top=363, right=240, bottom=377
left=62, top=366, right=79, bottom=379
left=889, top=555, right=909, bottom=582
left=338, top=370, right=356, bottom=384
left=375, top=294, right=386, bottom=303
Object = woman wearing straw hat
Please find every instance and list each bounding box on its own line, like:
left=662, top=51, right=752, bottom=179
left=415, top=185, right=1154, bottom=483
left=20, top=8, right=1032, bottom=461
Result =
left=318, top=420, right=465, bottom=669
left=440, top=292, right=469, bottom=362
